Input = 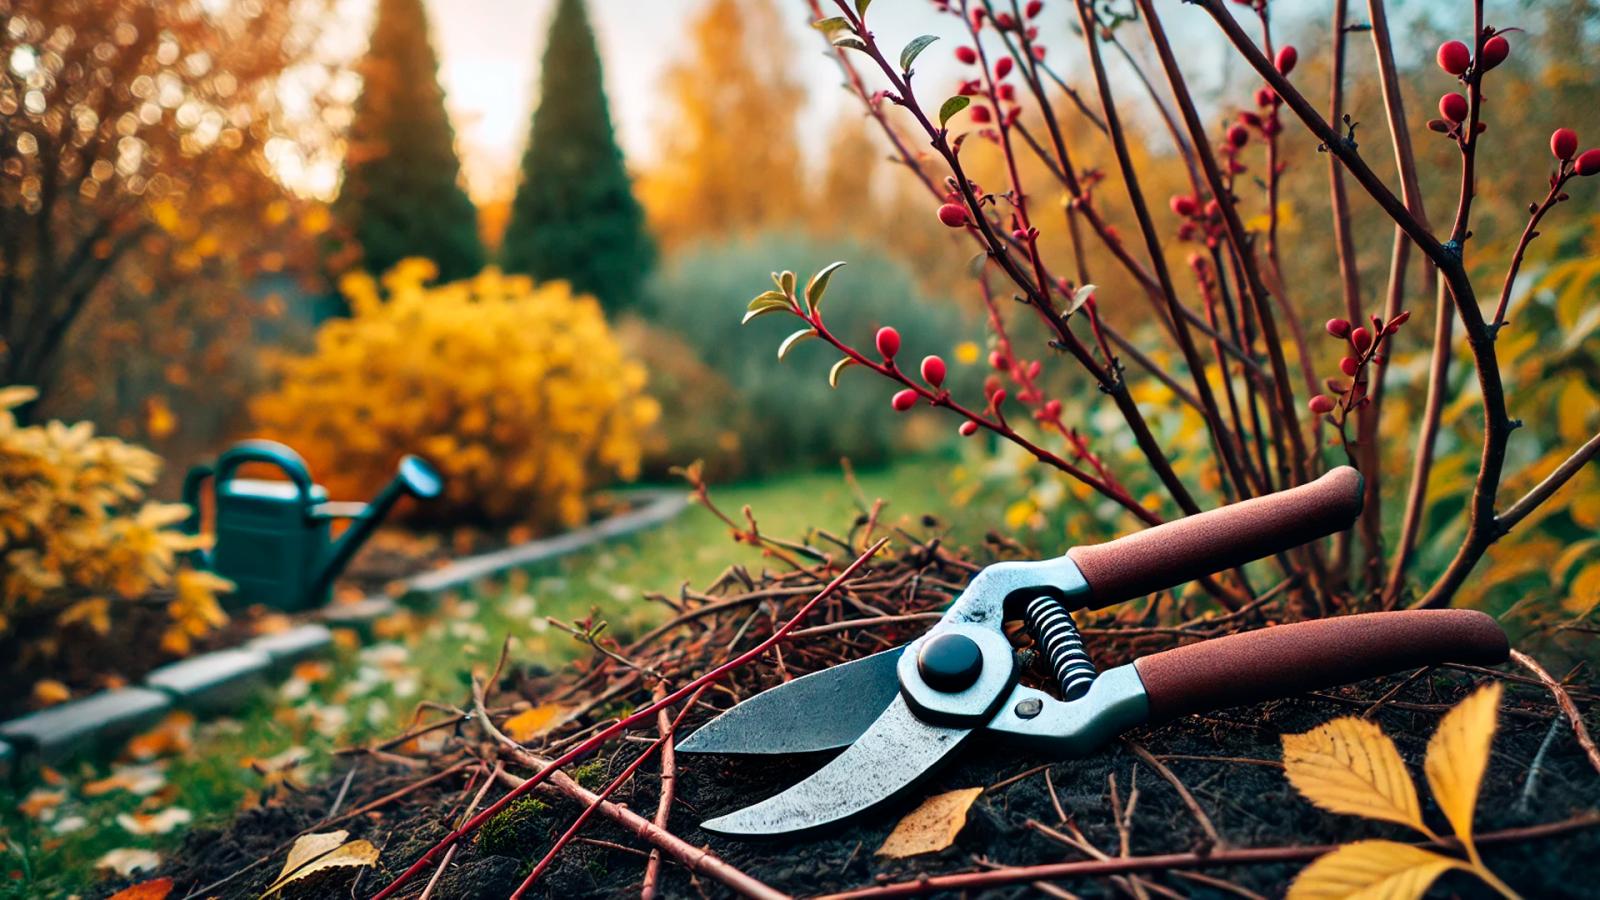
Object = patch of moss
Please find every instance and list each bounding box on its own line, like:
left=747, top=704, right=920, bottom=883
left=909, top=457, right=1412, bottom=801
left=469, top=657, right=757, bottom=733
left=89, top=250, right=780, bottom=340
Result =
left=572, top=759, right=609, bottom=789
left=475, top=797, right=548, bottom=856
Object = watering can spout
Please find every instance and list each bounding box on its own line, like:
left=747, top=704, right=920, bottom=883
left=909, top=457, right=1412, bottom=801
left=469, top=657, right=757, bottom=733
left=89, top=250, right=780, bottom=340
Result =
left=309, top=455, right=444, bottom=602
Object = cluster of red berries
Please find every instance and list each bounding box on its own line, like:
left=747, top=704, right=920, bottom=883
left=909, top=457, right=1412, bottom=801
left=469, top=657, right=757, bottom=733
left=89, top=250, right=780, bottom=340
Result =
left=1307, top=311, right=1410, bottom=417
left=1550, top=127, right=1600, bottom=176
left=879, top=326, right=950, bottom=413
left=963, top=0, right=1046, bottom=55
left=1429, top=35, right=1509, bottom=136
left=1169, top=193, right=1224, bottom=246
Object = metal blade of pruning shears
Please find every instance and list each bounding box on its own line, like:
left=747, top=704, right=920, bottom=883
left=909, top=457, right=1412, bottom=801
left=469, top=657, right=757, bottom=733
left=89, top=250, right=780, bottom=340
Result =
left=678, top=647, right=904, bottom=756
left=698, top=695, right=972, bottom=837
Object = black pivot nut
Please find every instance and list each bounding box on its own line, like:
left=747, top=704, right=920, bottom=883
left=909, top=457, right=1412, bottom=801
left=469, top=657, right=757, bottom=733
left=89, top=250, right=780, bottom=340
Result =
left=918, top=632, right=983, bottom=692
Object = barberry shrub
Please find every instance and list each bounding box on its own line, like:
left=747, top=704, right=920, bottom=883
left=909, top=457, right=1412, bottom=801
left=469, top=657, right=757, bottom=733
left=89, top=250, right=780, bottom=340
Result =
left=0, top=387, right=229, bottom=669
left=766, top=1, right=1600, bottom=616
left=251, top=261, right=659, bottom=528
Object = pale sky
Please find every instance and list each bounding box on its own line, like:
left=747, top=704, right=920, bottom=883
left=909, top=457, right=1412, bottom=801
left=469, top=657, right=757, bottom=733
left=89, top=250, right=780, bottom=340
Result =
left=315, top=0, right=1449, bottom=202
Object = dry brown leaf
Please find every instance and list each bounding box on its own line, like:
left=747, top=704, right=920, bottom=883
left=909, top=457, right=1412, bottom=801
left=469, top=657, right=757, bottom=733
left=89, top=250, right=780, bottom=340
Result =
left=1287, top=840, right=1464, bottom=900
left=1424, top=682, right=1502, bottom=847
left=503, top=703, right=568, bottom=742
left=875, top=787, right=983, bottom=859
left=262, top=830, right=379, bottom=897
left=1283, top=717, right=1427, bottom=834
left=108, top=876, right=174, bottom=900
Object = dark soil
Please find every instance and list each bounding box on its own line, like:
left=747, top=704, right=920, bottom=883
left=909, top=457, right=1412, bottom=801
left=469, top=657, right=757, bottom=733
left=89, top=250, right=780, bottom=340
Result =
left=134, top=665, right=1600, bottom=899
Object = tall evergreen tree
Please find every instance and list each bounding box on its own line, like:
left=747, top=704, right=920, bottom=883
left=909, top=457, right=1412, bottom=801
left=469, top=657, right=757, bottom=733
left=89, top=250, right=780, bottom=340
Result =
left=337, top=0, right=483, bottom=282
left=501, top=0, right=654, bottom=310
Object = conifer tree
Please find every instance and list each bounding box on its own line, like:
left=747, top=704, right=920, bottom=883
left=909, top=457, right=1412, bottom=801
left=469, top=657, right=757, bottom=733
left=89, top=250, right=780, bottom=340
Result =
left=337, top=0, right=483, bottom=282
left=500, top=0, right=654, bottom=310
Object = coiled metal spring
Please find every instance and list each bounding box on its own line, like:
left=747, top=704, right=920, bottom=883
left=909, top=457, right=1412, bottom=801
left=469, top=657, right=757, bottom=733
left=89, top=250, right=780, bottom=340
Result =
left=1023, top=595, right=1097, bottom=700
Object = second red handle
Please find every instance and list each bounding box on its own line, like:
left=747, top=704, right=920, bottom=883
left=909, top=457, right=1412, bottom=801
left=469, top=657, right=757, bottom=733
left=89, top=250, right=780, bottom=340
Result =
left=1067, top=466, right=1364, bottom=609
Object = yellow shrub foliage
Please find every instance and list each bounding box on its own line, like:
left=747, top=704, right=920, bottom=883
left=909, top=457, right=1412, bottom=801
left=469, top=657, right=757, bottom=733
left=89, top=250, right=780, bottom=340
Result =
left=0, top=387, right=228, bottom=660
left=251, top=261, right=659, bottom=527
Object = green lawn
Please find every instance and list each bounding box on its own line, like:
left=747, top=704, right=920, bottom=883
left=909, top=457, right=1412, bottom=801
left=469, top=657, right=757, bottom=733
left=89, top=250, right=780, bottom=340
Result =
left=0, top=457, right=970, bottom=898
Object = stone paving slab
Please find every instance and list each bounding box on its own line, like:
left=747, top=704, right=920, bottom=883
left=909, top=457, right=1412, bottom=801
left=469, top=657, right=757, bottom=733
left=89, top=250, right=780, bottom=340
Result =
left=319, top=596, right=399, bottom=640
left=144, top=648, right=271, bottom=714
left=0, top=688, right=172, bottom=763
left=246, top=623, right=334, bottom=673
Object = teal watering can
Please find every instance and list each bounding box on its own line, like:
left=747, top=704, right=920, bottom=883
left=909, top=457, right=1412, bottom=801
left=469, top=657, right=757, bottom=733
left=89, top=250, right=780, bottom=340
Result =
left=182, top=440, right=443, bottom=612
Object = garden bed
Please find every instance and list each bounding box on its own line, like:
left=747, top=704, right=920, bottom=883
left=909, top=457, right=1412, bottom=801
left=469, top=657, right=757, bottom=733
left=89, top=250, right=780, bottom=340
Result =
left=134, top=497, right=1600, bottom=899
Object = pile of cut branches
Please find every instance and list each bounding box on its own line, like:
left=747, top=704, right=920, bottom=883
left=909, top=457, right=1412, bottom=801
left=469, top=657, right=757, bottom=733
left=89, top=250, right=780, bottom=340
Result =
left=150, top=480, right=1600, bottom=899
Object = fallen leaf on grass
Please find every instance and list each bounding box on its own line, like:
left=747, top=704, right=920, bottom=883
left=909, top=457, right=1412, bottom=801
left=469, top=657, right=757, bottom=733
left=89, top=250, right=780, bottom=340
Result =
left=262, top=830, right=379, bottom=897
left=85, top=763, right=168, bottom=797
left=96, top=848, right=161, bottom=877
left=1281, top=716, right=1425, bottom=832
left=1288, top=840, right=1464, bottom=900
left=32, top=678, right=71, bottom=706
left=125, top=711, right=195, bottom=761
left=1424, top=682, right=1502, bottom=850
left=876, top=787, right=983, bottom=859
left=503, top=703, right=569, bottom=742
left=16, top=788, right=64, bottom=819
left=108, top=876, right=175, bottom=900
left=117, top=807, right=192, bottom=835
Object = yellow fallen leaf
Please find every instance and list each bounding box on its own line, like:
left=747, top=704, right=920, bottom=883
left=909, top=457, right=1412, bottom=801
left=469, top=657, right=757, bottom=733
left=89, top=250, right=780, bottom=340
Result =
left=125, top=711, right=196, bottom=761
left=32, top=679, right=71, bottom=706
left=17, top=788, right=64, bottom=819
left=1424, top=682, right=1502, bottom=849
left=117, top=807, right=193, bottom=835
left=1282, top=717, right=1427, bottom=834
left=503, top=703, right=568, bottom=743
left=876, top=787, right=983, bottom=859
left=1288, top=840, right=1464, bottom=900
left=85, top=764, right=168, bottom=797
left=108, top=876, right=174, bottom=900
left=97, top=848, right=162, bottom=877
left=263, top=830, right=380, bottom=896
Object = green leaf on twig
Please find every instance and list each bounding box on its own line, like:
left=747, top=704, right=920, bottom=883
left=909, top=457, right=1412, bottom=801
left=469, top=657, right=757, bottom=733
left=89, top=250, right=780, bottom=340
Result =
left=805, top=261, right=846, bottom=315
left=743, top=291, right=792, bottom=324
left=812, top=17, right=858, bottom=48
left=938, top=96, right=971, bottom=127
left=829, top=357, right=858, bottom=389
left=1067, top=284, right=1096, bottom=315
left=778, top=328, right=817, bottom=361
left=856, top=0, right=872, bottom=17
left=773, top=270, right=798, bottom=298
left=899, top=35, right=938, bottom=72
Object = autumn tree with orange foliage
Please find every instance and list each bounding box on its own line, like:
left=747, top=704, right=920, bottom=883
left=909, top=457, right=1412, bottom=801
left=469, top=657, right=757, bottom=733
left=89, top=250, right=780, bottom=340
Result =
left=639, top=0, right=807, bottom=248
left=0, top=0, right=338, bottom=428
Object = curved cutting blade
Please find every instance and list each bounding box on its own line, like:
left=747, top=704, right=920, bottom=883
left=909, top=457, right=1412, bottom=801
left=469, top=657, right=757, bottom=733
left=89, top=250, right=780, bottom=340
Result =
left=699, top=696, right=972, bottom=837
left=678, top=647, right=905, bottom=756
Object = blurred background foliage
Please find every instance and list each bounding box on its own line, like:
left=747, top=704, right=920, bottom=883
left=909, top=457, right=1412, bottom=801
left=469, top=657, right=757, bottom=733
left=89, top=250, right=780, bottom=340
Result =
left=3, top=0, right=1600, bottom=654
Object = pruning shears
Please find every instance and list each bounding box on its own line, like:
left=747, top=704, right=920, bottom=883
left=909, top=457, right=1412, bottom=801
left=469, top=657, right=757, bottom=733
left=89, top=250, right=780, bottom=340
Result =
left=677, top=466, right=1511, bottom=837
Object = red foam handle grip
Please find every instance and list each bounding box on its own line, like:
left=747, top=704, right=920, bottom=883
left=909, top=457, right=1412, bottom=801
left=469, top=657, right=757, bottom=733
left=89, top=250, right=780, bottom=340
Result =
left=1132, top=610, right=1509, bottom=724
left=1067, top=466, right=1364, bottom=609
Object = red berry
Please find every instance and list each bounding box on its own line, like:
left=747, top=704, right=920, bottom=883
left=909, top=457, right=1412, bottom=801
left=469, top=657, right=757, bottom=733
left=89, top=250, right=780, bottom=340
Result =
left=1439, top=92, right=1468, bottom=123
left=1479, top=34, right=1509, bottom=70
left=1170, top=195, right=1198, bottom=217
left=920, top=355, right=946, bottom=387
left=891, top=389, right=917, bottom=412
left=1339, top=356, right=1359, bottom=377
left=959, top=420, right=979, bottom=436
left=970, top=104, right=992, bottom=123
left=1387, top=310, right=1412, bottom=332
left=937, top=202, right=969, bottom=227
left=995, top=12, right=1016, bottom=29
left=1552, top=128, right=1580, bottom=161
left=875, top=326, right=901, bottom=359
left=1274, top=45, right=1298, bottom=76
left=998, top=83, right=1016, bottom=102
left=1255, top=87, right=1276, bottom=107
left=1043, top=399, right=1062, bottom=418
left=1436, top=40, right=1471, bottom=76
left=991, top=388, right=1007, bottom=408
left=989, top=351, right=1008, bottom=371
left=1326, top=317, right=1351, bottom=338
left=994, top=56, right=1013, bottom=79
left=1577, top=148, right=1600, bottom=177
left=1227, top=124, right=1250, bottom=147
left=1031, top=44, right=1046, bottom=61
left=1351, top=326, right=1372, bottom=351
left=1309, top=395, right=1334, bottom=415
left=955, top=46, right=978, bottom=65
left=1025, top=0, right=1043, bottom=18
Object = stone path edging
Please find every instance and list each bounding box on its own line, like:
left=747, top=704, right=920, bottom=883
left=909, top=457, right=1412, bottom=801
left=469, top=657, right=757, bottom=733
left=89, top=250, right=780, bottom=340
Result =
left=0, top=488, right=689, bottom=782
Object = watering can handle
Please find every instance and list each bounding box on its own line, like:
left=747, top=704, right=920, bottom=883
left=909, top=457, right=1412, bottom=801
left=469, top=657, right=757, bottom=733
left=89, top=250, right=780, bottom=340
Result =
left=213, top=439, right=318, bottom=512
left=180, top=463, right=214, bottom=566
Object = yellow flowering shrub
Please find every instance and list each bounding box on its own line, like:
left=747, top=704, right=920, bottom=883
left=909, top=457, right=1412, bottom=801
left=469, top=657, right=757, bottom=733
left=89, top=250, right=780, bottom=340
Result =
left=251, top=261, right=659, bottom=527
left=0, top=387, right=229, bottom=663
